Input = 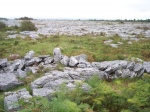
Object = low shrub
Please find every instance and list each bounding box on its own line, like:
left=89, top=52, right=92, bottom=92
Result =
left=20, top=20, right=37, bottom=31
left=0, top=21, right=7, bottom=31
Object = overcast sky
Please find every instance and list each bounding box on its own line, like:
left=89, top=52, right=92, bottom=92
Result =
left=1, top=0, right=150, bottom=19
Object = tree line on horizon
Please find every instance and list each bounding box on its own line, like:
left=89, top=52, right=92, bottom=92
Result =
left=0, top=17, right=150, bottom=22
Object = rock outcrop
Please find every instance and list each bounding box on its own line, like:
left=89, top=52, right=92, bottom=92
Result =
left=1, top=47, right=149, bottom=111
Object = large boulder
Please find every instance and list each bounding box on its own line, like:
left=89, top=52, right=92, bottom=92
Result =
left=4, top=88, right=32, bottom=112
left=0, top=73, right=22, bottom=91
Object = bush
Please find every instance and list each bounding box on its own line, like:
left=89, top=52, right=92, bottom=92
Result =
left=15, top=16, right=34, bottom=20
left=20, top=20, right=37, bottom=31
left=0, top=21, right=7, bottom=31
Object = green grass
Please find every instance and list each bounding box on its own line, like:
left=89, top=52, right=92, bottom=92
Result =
left=0, top=34, right=150, bottom=61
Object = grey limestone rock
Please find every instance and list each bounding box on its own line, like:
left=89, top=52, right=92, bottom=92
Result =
left=74, top=54, right=87, bottom=62
left=0, top=58, right=7, bottom=68
left=31, top=75, right=54, bottom=89
left=91, top=62, right=110, bottom=70
left=115, top=70, right=122, bottom=77
left=4, top=88, right=32, bottom=112
left=25, top=66, right=39, bottom=74
left=98, top=71, right=108, bottom=80
left=44, top=57, right=54, bottom=64
left=76, top=67, right=100, bottom=80
left=33, top=88, right=54, bottom=97
left=121, top=69, right=131, bottom=78
left=134, top=63, right=144, bottom=73
left=24, top=50, right=35, bottom=60
left=0, top=73, right=22, bottom=91
left=69, top=56, right=78, bottom=67
left=92, top=60, right=128, bottom=71
left=143, top=62, right=150, bottom=74
left=25, top=57, right=42, bottom=66
left=121, top=69, right=137, bottom=78
left=77, top=62, right=92, bottom=68
left=60, top=55, right=69, bottom=66
left=16, top=69, right=27, bottom=78
left=53, top=48, right=62, bottom=63
left=127, top=62, right=135, bottom=70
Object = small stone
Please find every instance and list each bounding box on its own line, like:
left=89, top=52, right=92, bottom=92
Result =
left=24, top=50, right=35, bottom=60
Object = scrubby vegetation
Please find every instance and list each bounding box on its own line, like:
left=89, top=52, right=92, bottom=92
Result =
left=0, top=20, right=36, bottom=32
left=17, top=74, right=150, bottom=112
left=20, top=20, right=37, bottom=31
left=0, top=21, right=7, bottom=31
left=15, top=16, right=34, bottom=20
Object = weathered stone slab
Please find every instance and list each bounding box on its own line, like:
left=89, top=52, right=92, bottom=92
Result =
left=0, top=73, right=22, bottom=91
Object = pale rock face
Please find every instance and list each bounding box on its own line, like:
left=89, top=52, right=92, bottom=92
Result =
left=53, top=48, right=62, bottom=63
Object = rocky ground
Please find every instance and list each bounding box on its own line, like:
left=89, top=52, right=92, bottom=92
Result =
left=0, top=48, right=150, bottom=111
left=1, top=20, right=150, bottom=111
left=3, top=20, right=150, bottom=40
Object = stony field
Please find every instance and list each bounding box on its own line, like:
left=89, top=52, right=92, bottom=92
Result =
left=0, top=20, right=150, bottom=112
left=4, top=20, right=150, bottom=39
